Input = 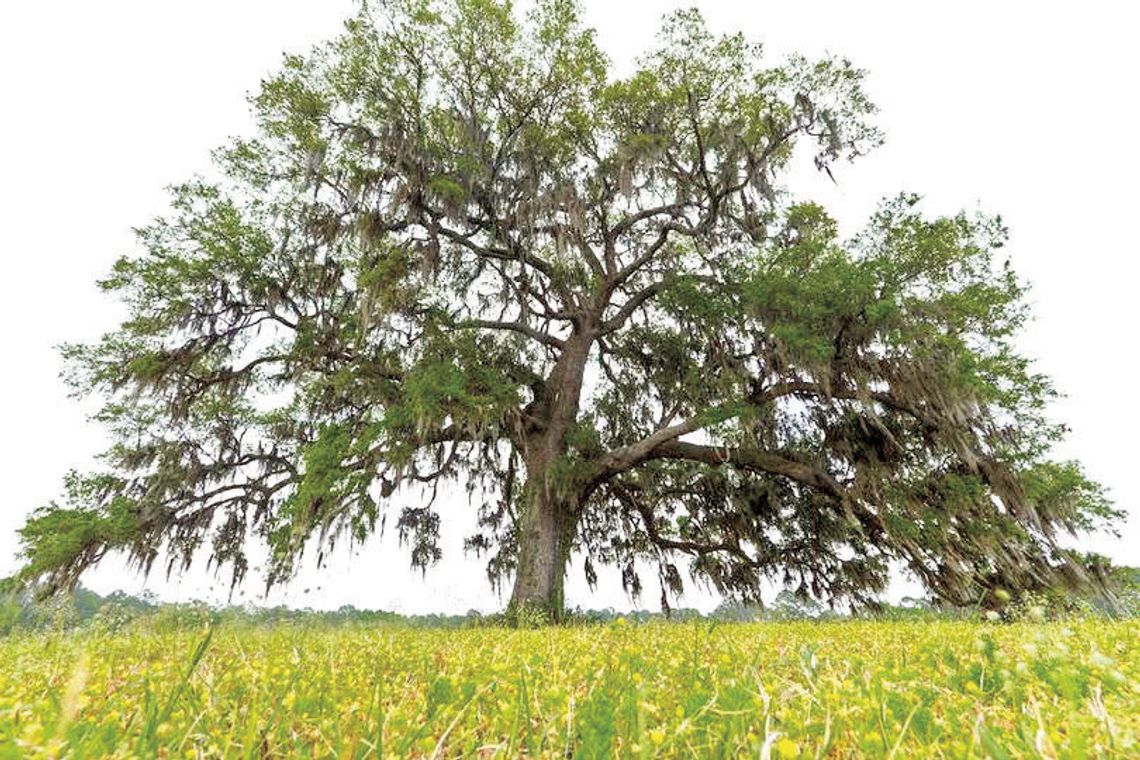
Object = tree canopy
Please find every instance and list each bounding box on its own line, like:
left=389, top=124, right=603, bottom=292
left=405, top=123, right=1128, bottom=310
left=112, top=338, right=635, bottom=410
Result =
left=14, top=0, right=1119, bottom=617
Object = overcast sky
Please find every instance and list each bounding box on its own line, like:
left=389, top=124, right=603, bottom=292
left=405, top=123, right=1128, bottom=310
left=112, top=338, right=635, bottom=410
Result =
left=1, top=1, right=1135, bottom=614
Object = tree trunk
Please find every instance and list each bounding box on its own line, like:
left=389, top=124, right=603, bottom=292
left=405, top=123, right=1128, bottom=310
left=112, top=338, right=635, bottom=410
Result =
left=507, top=329, right=594, bottom=621
left=509, top=488, right=575, bottom=619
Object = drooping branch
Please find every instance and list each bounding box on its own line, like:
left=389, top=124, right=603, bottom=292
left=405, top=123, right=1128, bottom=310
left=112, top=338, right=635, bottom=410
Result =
left=609, top=481, right=762, bottom=566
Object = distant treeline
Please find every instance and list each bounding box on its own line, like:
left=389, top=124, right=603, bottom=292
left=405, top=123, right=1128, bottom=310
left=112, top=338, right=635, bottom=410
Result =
left=2, top=569, right=1136, bottom=635
left=0, top=585, right=927, bottom=634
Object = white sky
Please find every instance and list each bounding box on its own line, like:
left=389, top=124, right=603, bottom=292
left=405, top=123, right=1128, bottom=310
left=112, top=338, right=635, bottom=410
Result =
left=0, top=1, right=1136, bottom=614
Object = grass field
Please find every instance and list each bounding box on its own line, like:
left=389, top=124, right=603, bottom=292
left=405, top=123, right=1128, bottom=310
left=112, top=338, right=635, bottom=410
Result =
left=1, top=619, right=1136, bottom=758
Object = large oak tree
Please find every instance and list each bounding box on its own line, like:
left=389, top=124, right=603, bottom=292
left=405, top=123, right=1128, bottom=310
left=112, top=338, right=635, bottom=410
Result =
left=15, top=0, right=1118, bottom=617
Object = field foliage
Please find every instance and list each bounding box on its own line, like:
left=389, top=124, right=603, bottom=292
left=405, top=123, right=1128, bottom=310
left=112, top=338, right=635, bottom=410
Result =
left=1, top=618, right=1136, bottom=758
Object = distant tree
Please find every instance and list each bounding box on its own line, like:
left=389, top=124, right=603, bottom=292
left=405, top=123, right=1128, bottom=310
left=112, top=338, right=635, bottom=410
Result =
left=770, top=590, right=825, bottom=620
left=13, top=0, right=1119, bottom=619
left=710, top=600, right=760, bottom=623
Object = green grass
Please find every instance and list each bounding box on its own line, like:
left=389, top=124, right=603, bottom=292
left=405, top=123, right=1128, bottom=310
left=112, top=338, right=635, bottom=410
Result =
left=1, top=619, right=1136, bottom=757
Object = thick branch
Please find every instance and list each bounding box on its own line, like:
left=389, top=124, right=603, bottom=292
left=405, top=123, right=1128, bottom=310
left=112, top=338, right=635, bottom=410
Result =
left=651, top=441, right=849, bottom=502
left=593, top=418, right=703, bottom=481
left=455, top=319, right=566, bottom=349
left=649, top=440, right=887, bottom=539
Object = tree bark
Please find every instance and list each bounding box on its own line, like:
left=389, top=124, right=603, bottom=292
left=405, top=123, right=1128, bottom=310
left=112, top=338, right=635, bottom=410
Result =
left=508, top=487, right=576, bottom=618
left=507, top=329, right=595, bottom=620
